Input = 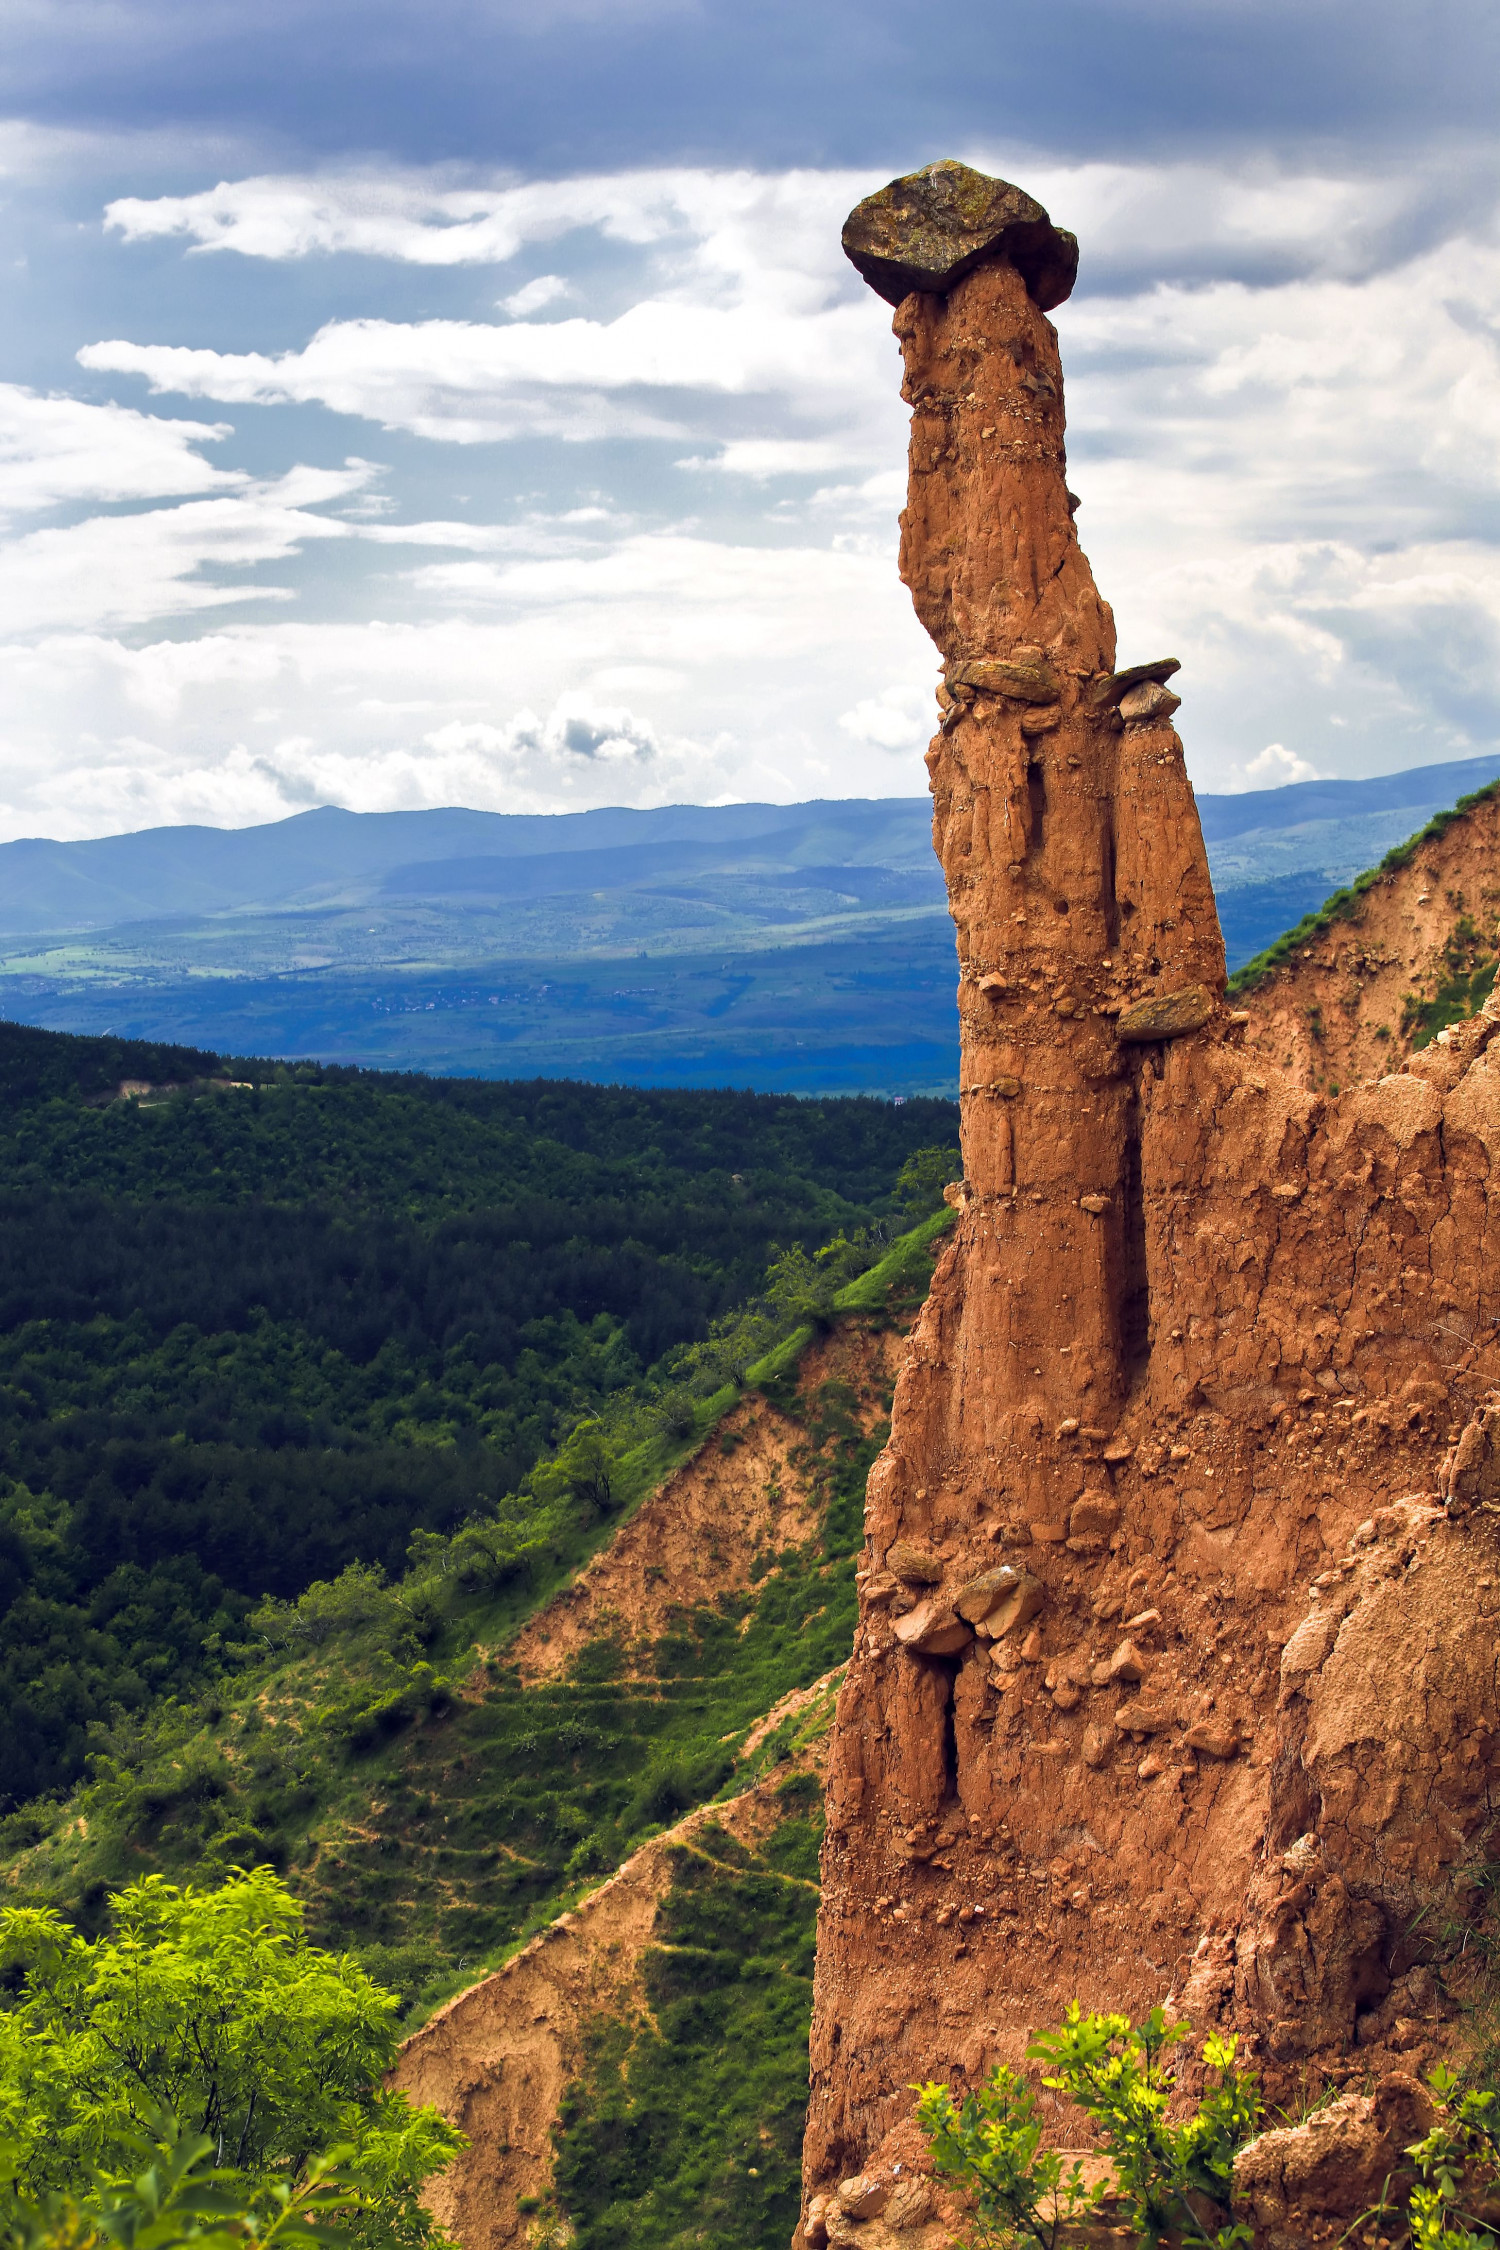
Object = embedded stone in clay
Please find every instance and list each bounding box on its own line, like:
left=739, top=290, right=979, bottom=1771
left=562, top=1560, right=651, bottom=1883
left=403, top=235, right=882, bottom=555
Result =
left=945, top=656, right=1060, bottom=703
left=885, top=1539, right=943, bottom=1583
left=842, top=159, right=1079, bottom=311
left=981, top=1572, right=1044, bottom=1639
left=952, top=1564, right=1024, bottom=1622
left=1116, top=984, right=1214, bottom=1042
left=891, top=1599, right=972, bottom=1656
left=1118, top=680, right=1182, bottom=722
left=1093, top=656, right=1182, bottom=705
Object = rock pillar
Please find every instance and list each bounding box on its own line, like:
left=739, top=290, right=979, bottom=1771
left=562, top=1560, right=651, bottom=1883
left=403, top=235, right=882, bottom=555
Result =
left=863, top=161, right=1223, bottom=1483
left=798, top=162, right=1500, bottom=2250
left=798, top=160, right=1226, bottom=2230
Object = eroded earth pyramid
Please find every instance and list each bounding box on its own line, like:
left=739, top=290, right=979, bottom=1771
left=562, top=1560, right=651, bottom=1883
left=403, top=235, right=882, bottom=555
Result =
left=799, top=160, right=1500, bottom=2250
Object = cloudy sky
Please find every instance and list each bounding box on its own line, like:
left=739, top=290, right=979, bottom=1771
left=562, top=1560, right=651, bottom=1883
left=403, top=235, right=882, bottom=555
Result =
left=2, top=0, right=1500, bottom=841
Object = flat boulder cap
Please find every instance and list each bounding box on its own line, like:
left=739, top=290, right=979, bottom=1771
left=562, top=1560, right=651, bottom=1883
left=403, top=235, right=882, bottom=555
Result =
left=843, top=160, right=1078, bottom=311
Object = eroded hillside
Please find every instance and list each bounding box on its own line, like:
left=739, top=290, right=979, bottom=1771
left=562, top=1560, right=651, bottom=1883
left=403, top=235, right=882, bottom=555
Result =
left=398, top=1721, right=836, bottom=2250
left=508, top=1322, right=904, bottom=1687
left=3, top=1213, right=947, bottom=2250
left=1235, top=780, right=1500, bottom=1091
left=380, top=1315, right=913, bottom=2250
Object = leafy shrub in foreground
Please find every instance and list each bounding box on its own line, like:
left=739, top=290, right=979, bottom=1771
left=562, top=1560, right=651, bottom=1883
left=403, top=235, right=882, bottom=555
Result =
left=0, top=1866, right=461, bottom=2250
left=3, top=2113, right=361, bottom=2250
left=919, top=2010, right=1500, bottom=2249
left=1366, top=2062, right=1500, bottom=2247
left=917, top=2006, right=1260, bottom=2250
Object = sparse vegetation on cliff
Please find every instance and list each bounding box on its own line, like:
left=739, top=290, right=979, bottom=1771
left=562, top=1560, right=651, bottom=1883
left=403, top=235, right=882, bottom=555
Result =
left=1229, top=772, right=1500, bottom=1090
left=1227, top=779, right=1500, bottom=998
left=918, top=2009, right=1261, bottom=2250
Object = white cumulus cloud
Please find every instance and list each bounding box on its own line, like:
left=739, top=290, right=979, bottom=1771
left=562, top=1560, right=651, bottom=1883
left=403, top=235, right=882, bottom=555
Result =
left=78, top=296, right=891, bottom=447
left=0, top=465, right=368, bottom=635
left=425, top=691, right=660, bottom=768
left=1232, top=742, right=1327, bottom=790
left=0, top=383, right=241, bottom=519
left=837, top=680, right=938, bottom=756
left=499, top=273, right=575, bottom=315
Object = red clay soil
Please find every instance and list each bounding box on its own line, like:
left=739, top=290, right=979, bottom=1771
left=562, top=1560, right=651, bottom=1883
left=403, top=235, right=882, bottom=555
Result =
left=797, top=160, right=1500, bottom=2250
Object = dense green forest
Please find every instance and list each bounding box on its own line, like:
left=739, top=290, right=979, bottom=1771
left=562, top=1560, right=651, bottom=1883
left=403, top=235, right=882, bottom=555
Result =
left=0, top=1018, right=956, bottom=1813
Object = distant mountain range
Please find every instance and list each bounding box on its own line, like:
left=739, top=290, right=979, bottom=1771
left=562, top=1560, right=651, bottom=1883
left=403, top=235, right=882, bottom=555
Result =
left=3, top=754, right=1497, bottom=1094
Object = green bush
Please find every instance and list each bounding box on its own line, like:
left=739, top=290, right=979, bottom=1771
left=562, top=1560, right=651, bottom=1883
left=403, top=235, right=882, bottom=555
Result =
left=894, top=1145, right=962, bottom=1219
left=917, top=2006, right=1261, bottom=2250
left=528, top=1420, right=618, bottom=1517
left=1373, top=2063, right=1500, bottom=2247
left=2, top=2111, right=365, bottom=2250
left=0, top=1866, right=461, bottom=2249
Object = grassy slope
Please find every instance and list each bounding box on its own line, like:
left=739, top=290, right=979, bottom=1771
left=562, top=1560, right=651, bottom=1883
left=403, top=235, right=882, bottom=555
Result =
left=0, top=1017, right=960, bottom=1812
left=0, top=1215, right=949, bottom=2031
left=550, top=1780, right=825, bottom=2250
left=1227, top=776, right=1500, bottom=1019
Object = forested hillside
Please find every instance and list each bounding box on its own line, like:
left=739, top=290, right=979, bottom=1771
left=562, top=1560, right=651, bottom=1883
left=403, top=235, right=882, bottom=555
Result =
left=0, top=1018, right=956, bottom=1812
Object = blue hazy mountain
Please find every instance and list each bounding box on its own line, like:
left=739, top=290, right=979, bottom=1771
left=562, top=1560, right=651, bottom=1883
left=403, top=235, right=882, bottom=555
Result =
left=2, top=755, right=1496, bottom=1094
left=0, top=800, right=939, bottom=938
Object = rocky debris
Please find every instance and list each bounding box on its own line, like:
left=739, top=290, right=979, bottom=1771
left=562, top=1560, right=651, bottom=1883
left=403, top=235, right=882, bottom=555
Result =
left=1114, top=1697, right=1176, bottom=1737
left=1182, top=1718, right=1238, bottom=1758
left=1233, top=2073, right=1434, bottom=2245
left=945, top=656, right=1060, bottom=703
left=1092, top=657, right=1182, bottom=705
left=806, top=2161, right=944, bottom=2249
left=952, top=1564, right=1025, bottom=1622
left=837, top=2175, right=889, bottom=2219
left=798, top=157, right=1500, bottom=2250
left=1118, top=680, right=1182, bottom=723
left=886, top=1540, right=945, bottom=1584
left=842, top=159, right=1078, bottom=311
left=1442, top=1389, right=1500, bottom=1511
left=1277, top=1608, right=1340, bottom=1686
left=503, top=1321, right=907, bottom=1686
left=891, top=1599, right=972, bottom=1656
left=1068, top=1492, right=1120, bottom=1544
left=977, top=1571, right=1045, bottom=1639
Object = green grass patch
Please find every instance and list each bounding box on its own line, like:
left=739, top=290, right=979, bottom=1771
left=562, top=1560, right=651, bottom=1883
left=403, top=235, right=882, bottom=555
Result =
left=832, top=1203, right=954, bottom=1312
left=739, top=1204, right=952, bottom=1392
